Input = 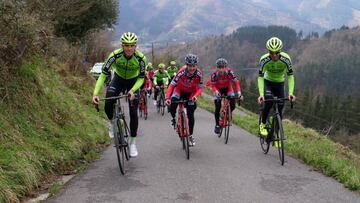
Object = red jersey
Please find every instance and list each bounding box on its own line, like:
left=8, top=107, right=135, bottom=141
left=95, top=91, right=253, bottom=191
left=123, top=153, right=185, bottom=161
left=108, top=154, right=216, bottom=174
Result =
left=210, top=66, right=241, bottom=93
left=166, top=66, right=203, bottom=99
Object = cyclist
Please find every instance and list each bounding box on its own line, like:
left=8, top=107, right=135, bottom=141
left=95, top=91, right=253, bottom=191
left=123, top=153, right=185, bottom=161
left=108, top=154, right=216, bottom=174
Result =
left=92, top=32, right=147, bottom=157
left=211, top=58, right=243, bottom=134
left=146, top=63, right=154, bottom=96
left=167, top=60, right=178, bottom=81
left=258, top=37, right=296, bottom=146
left=153, top=63, right=170, bottom=106
left=165, top=54, right=203, bottom=146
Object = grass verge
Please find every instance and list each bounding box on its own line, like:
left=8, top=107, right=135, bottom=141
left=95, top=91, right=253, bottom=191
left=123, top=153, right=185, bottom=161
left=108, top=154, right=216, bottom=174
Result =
left=198, top=96, right=360, bottom=193
left=0, top=56, right=110, bottom=202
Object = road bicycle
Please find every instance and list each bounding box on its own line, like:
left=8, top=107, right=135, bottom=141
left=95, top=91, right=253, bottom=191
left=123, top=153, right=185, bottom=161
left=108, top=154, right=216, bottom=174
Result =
left=156, top=84, right=166, bottom=116
left=218, top=96, right=240, bottom=144
left=258, top=97, right=293, bottom=165
left=99, top=95, right=131, bottom=174
left=172, top=100, right=192, bottom=160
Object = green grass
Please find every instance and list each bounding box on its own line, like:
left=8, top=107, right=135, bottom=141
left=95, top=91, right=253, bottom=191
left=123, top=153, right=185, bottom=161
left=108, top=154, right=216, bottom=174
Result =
left=198, top=96, right=360, bottom=193
left=0, top=56, right=110, bottom=202
left=49, top=181, right=64, bottom=196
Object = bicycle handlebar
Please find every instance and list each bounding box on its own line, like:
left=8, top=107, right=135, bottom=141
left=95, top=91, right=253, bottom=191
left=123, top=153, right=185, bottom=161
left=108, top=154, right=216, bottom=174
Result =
left=95, top=95, right=129, bottom=112
left=263, top=97, right=294, bottom=109
left=218, top=96, right=242, bottom=106
left=171, top=100, right=191, bottom=104
left=100, top=95, right=129, bottom=100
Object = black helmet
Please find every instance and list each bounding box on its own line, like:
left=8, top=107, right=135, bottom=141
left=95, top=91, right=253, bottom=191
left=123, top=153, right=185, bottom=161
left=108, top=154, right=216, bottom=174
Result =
left=185, top=54, right=198, bottom=65
left=216, top=58, right=228, bottom=67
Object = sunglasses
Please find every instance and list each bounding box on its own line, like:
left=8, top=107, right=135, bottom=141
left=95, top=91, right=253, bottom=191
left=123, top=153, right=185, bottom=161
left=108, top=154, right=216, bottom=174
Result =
left=123, top=44, right=136, bottom=47
left=270, top=51, right=280, bottom=55
left=217, top=66, right=226, bottom=69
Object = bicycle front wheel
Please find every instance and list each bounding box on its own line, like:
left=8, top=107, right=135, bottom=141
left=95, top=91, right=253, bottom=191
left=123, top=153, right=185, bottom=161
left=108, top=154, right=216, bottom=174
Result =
left=224, top=106, right=231, bottom=144
left=144, top=96, right=148, bottom=120
left=259, top=113, right=270, bottom=154
left=160, top=94, right=165, bottom=116
left=180, top=112, right=190, bottom=160
left=274, top=115, right=285, bottom=165
left=114, top=119, right=126, bottom=175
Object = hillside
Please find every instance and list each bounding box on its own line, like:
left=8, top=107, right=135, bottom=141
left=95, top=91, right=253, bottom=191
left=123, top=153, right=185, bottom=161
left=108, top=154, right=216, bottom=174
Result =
left=0, top=57, right=109, bottom=202
left=115, top=0, right=360, bottom=42
left=155, top=25, right=360, bottom=151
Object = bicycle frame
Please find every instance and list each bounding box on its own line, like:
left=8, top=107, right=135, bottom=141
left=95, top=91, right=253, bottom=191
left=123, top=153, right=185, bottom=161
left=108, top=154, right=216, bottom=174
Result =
left=177, top=102, right=189, bottom=137
left=172, top=99, right=191, bottom=159
left=139, top=89, right=148, bottom=119
left=219, top=97, right=232, bottom=128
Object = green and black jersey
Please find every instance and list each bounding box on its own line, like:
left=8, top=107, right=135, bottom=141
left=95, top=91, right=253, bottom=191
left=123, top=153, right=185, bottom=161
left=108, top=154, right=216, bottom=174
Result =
left=167, top=65, right=178, bottom=78
left=258, top=52, right=295, bottom=97
left=93, top=49, right=148, bottom=96
left=153, top=70, right=170, bottom=86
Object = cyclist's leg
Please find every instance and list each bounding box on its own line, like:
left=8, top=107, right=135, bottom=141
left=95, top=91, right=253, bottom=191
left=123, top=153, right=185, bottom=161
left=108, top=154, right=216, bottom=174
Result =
left=272, top=82, right=285, bottom=119
left=214, top=88, right=226, bottom=126
left=153, top=88, right=158, bottom=101
left=182, top=92, right=196, bottom=135
left=127, top=92, right=139, bottom=138
left=105, top=74, right=125, bottom=120
left=226, top=87, right=236, bottom=112
left=261, top=80, right=274, bottom=124
left=169, top=90, right=180, bottom=119
left=214, top=99, right=221, bottom=126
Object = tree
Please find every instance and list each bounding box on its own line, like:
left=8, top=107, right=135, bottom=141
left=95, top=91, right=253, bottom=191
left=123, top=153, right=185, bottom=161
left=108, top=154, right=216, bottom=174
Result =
left=48, top=0, right=119, bottom=43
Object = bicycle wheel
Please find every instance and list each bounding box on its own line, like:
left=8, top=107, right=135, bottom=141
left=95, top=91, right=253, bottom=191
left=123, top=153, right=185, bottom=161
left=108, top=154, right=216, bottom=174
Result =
left=259, top=113, right=270, bottom=154
left=122, top=118, right=130, bottom=161
left=218, top=111, right=224, bottom=138
left=139, top=100, right=143, bottom=117
left=224, top=105, right=231, bottom=144
left=160, top=93, right=165, bottom=116
left=114, top=119, right=126, bottom=175
left=144, top=96, right=148, bottom=120
left=181, top=112, right=190, bottom=160
left=274, top=115, right=285, bottom=165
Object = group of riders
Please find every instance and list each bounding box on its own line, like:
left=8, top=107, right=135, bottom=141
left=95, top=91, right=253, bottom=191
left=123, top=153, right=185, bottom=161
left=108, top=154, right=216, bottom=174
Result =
left=92, top=32, right=296, bottom=158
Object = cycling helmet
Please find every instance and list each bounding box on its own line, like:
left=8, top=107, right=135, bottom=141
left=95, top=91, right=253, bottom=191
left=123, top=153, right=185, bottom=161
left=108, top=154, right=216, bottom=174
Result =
left=170, top=61, right=176, bottom=66
left=147, top=62, right=153, bottom=70
left=158, top=63, right=166, bottom=69
left=216, top=58, right=228, bottom=67
left=266, top=37, right=283, bottom=52
left=121, top=32, right=138, bottom=44
left=185, top=54, right=198, bottom=65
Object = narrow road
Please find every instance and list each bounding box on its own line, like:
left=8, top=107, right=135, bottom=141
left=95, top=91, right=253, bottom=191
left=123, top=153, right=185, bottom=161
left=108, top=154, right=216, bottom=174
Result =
left=47, top=99, right=360, bottom=202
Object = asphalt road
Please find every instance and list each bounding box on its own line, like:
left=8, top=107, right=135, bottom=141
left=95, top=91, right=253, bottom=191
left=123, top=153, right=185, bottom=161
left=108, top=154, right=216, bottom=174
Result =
left=47, top=99, right=360, bottom=203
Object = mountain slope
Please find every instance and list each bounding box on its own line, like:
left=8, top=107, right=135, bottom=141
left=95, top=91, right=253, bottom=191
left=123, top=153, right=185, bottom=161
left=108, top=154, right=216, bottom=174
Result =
left=115, top=0, right=360, bottom=42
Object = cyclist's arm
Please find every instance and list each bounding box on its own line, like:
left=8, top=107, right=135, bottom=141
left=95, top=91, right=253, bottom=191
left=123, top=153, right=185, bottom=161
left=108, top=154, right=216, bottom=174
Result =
left=210, top=72, right=219, bottom=94
left=233, top=80, right=241, bottom=94
left=130, top=57, right=146, bottom=92
left=165, top=71, right=170, bottom=85
left=229, top=69, right=241, bottom=93
left=192, top=72, right=203, bottom=98
left=93, top=73, right=107, bottom=96
left=288, top=75, right=295, bottom=96
left=165, top=83, right=174, bottom=99
left=153, top=76, right=158, bottom=86
left=282, top=53, right=295, bottom=96
left=258, top=57, right=268, bottom=97
left=258, top=77, right=265, bottom=97
left=93, top=53, right=116, bottom=96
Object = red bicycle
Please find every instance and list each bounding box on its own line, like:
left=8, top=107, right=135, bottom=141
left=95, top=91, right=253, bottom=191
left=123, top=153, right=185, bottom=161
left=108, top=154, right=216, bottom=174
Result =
left=218, top=96, right=240, bottom=144
left=138, top=89, right=148, bottom=120
left=172, top=100, right=191, bottom=159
